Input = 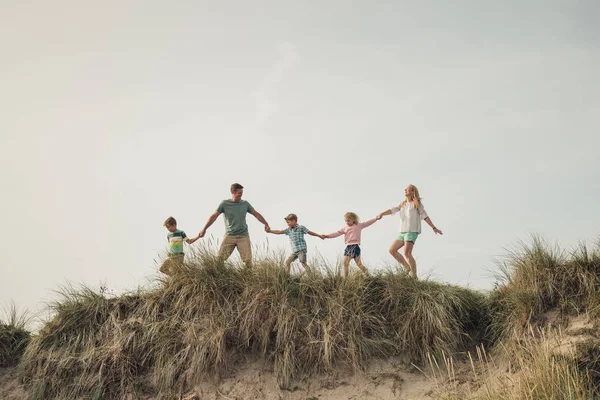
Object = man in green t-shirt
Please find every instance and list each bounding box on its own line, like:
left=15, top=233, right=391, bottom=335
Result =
left=199, top=183, right=270, bottom=268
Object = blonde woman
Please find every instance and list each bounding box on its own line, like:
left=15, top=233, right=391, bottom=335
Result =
left=324, top=212, right=381, bottom=278
left=377, top=185, right=442, bottom=279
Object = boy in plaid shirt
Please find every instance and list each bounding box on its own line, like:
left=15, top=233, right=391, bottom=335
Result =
left=266, top=213, right=325, bottom=274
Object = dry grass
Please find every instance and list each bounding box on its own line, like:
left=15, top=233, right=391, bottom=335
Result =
left=425, top=330, right=599, bottom=400
left=488, top=236, right=600, bottom=348
left=12, top=236, right=600, bottom=399
left=481, top=329, right=597, bottom=400
left=428, top=236, right=600, bottom=400
left=0, top=303, right=32, bottom=368
left=18, top=247, right=486, bottom=399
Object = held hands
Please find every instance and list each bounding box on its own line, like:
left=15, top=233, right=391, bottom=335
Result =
left=198, top=229, right=206, bottom=238
left=265, top=225, right=271, bottom=233
left=376, top=214, right=383, bottom=220
left=320, top=234, right=328, bottom=240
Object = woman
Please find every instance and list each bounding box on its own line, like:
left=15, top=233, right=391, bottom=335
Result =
left=377, top=184, right=442, bottom=278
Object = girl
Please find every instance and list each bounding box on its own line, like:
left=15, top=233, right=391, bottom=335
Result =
left=324, top=212, right=381, bottom=278
left=377, top=184, right=442, bottom=279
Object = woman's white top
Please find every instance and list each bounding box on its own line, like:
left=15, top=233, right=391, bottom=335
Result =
left=390, top=202, right=428, bottom=233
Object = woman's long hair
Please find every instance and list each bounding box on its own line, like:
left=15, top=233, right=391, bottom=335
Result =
left=400, top=184, right=422, bottom=210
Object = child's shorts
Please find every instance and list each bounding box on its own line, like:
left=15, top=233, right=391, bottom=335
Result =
left=344, top=245, right=361, bottom=259
left=397, top=232, right=419, bottom=243
left=287, top=249, right=307, bottom=264
left=160, top=253, right=184, bottom=275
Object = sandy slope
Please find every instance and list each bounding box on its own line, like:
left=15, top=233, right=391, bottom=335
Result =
left=0, top=367, right=27, bottom=400
left=0, top=359, right=437, bottom=400
left=2, top=314, right=594, bottom=400
left=191, top=359, right=434, bottom=400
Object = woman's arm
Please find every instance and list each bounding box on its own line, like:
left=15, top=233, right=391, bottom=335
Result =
left=424, top=217, right=442, bottom=235
left=377, top=209, right=393, bottom=219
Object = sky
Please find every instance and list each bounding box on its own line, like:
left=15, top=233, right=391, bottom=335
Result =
left=1, top=0, right=599, bottom=324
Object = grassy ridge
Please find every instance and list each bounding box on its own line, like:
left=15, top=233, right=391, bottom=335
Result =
left=18, top=251, right=486, bottom=399
left=12, top=236, right=600, bottom=399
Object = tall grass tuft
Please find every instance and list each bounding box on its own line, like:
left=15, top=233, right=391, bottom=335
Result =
left=0, top=302, right=31, bottom=367
left=18, top=247, right=488, bottom=398
left=481, top=330, right=597, bottom=400
left=488, top=236, right=600, bottom=347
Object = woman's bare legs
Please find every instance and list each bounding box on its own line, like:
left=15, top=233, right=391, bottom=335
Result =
left=389, top=240, right=411, bottom=273
left=403, top=241, right=417, bottom=279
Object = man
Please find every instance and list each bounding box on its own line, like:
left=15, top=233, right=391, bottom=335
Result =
left=198, top=183, right=270, bottom=268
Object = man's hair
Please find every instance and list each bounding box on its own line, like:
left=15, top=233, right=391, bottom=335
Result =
left=284, top=213, right=298, bottom=221
left=230, top=183, right=244, bottom=192
left=163, top=216, right=177, bottom=227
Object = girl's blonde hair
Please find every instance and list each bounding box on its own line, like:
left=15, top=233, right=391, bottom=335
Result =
left=344, top=212, right=360, bottom=224
left=401, top=184, right=422, bottom=210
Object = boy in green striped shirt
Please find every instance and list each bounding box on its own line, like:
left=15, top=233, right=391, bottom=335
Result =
left=160, top=216, right=200, bottom=275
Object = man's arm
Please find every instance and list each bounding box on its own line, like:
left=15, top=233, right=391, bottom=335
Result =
left=249, top=209, right=270, bottom=231
left=198, top=211, right=221, bottom=238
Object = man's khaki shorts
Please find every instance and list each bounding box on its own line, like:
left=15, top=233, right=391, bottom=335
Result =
left=218, top=235, right=252, bottom=266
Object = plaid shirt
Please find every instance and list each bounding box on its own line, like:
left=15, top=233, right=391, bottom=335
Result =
left=284, top=225, right=309, bottom=252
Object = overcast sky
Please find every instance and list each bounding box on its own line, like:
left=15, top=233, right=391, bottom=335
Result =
left=1, top=0, right=599, bottom=323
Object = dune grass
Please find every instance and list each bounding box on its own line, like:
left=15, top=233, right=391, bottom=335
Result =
left=13, top=236, right=600, bottom=399
left=18, top=248, right=486, bottom=399
left=480, top=329, right=599, bottom=400
left=487, top=236, right=600, bottom=347
left=0, top=303, right=32, bottom=368
left=428, top=236, right=600, bottom=400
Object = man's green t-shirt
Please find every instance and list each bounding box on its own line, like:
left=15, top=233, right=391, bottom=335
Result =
left=217, top=199, right=255, bottom=236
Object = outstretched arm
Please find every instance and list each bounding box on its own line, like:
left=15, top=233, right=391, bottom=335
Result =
left=324, top=229, right=344, bottom=239
left=198, top=211, right=221, bottom=238
left=359, top=217, right=379, bottom=229
left=377, top=209, right=393, bottom=219
left=424, top=217, right=442, bottom=235
left=307, top=230, right=326, bottom=240
left=250, top=209, right=270, bottom=231
left=267, top=228, right=285, bottom=234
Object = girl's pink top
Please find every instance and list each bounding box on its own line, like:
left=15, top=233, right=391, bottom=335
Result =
left=327, top=218, right=377, bottom=245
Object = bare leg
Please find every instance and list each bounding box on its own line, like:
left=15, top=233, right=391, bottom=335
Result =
left=389, top=240, right=410, bottom=273
left=403, top=241, right=417, bottom=279
left=343, top=256, right=351, bottom=278
left=354, top=256, right=369, bottom=275
left=300, top=262, right=312, bottom=273
left=285, top=256, right=294, bottom=274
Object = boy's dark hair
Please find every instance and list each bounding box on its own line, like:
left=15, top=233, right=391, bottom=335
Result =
left=163, top=216, right=177, bottom=227
left=284, top=213, right=298, bottom=221
left=230, top=183, right=244, bottom=192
